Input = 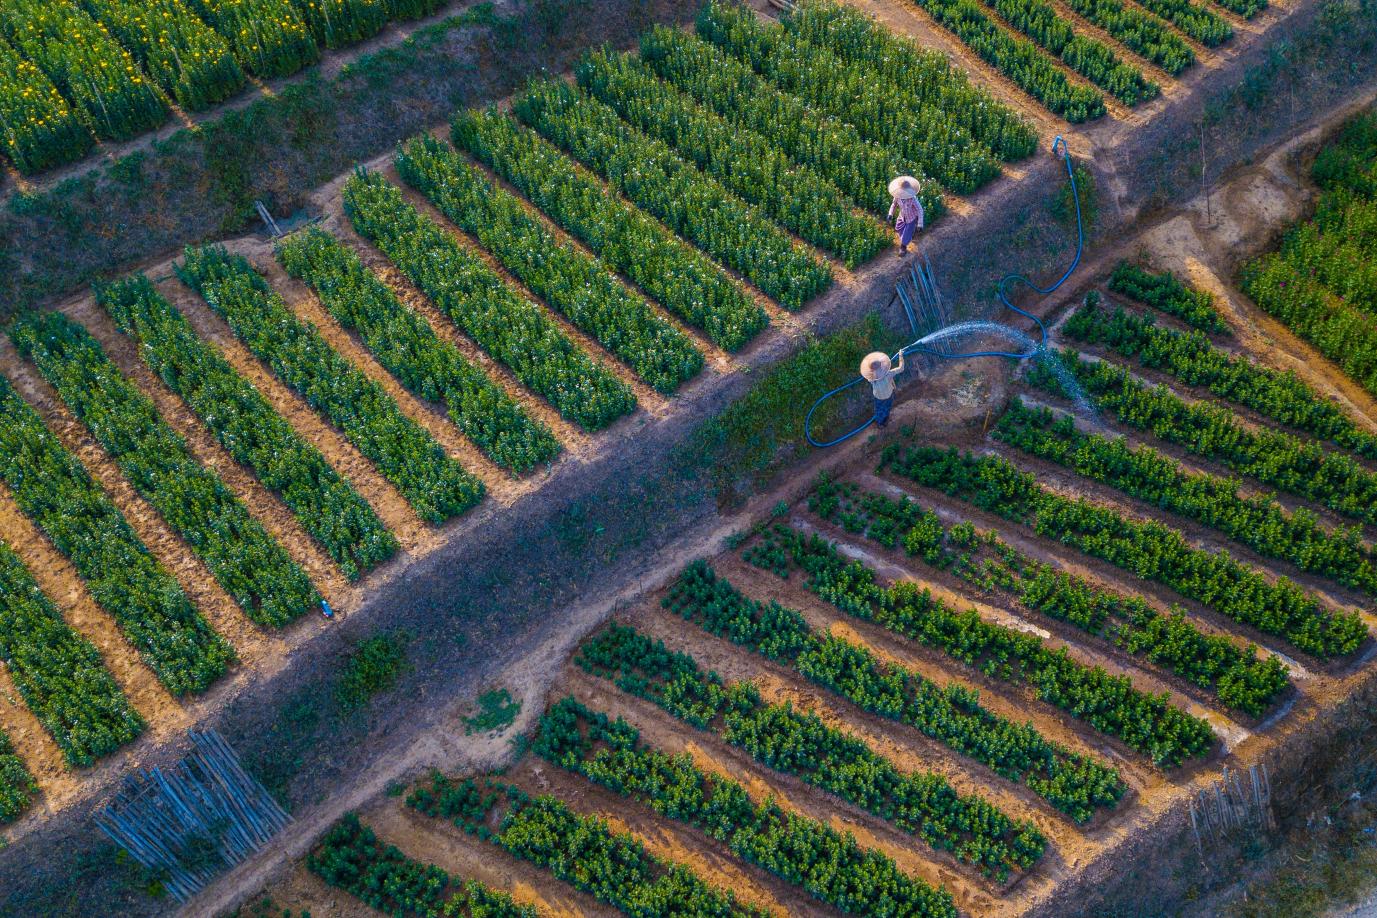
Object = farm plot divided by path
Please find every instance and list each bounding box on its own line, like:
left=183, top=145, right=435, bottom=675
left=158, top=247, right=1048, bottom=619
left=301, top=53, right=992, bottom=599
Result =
left=296, top=225, right=1377, bottom=916
left=0, top=0, right=1061, bottom=824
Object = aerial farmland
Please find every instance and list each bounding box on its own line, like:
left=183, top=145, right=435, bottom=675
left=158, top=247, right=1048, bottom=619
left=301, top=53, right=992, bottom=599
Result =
left=0, top=0, right=1375, bottom=916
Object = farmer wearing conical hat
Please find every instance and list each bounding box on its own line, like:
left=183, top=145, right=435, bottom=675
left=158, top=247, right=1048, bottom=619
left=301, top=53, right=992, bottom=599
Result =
left=861, top=350, right=904, bottom=429
left=888, top=176, right=925, bottom=255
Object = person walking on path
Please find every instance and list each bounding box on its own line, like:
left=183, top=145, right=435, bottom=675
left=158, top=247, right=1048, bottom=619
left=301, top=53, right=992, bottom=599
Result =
left=861, top=350, right=904, bottom=428
left=888, top=176, right=925, bottom=255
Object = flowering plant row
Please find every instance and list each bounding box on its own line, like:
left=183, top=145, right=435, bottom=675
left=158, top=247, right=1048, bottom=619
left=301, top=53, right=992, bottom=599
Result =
left=99, top=274, right=396, bottom=579
left=1031, top=351, right=1377, bottom=528
left=1063, top=298, right=1377, bottom=459
left=575, top=49, right=890, bottom=268
left=84, top=0, right=245, bottom=111
left=0, top=0, right=166, bottom=141
left=343, top=169, right=639, bottom=431
left=514, top=79, right=833, bottom=311
left=664, top=561, right=1125, bottom=821
left=781, top=0, right=1038, bottom=162
left=0, top=541, right=144, bottom=766
left=0, top=730, right=34, bottom=825
left=287, top=0, right=386, bottom=50
left=396, top=134, right=704, bottom=394
left=277, top=227, right=560, bottom=474
left=536, top=696, right=958, bottom=918
left=997, top=398, right=1377, bottom=597
left=453, top=110, right=767, bottom=353
left=0, top=36, right=92, bottom=175
left=11, top=310, right=316, bottom=629
left=884, top=444, right=1368, bottom=658
left=578, top=623, right=1046, bottom=879
left=409, top=775, right=767, bottom=917
left=1108, top=262, right=1227, bottom=332
left=0, top=368, right=231, bottom=694
left=308, top=814, right=535, bottom=918
left=639, top=26, right=923, bottom=219
left=1059, top=0, right=1195, bottom=74
left=809, top=477, right=1288, bottom=715
left=185, top=0, right=318, bottom=77
left=697, top=0, right=1004, bottom=195
left=177, top=244, right=485, bottom=521
left=899, top=0, right=1107, bottom=122
left=981, top=0, right=1159, bottom=105
left=744, top=525, right=1217, bottom=766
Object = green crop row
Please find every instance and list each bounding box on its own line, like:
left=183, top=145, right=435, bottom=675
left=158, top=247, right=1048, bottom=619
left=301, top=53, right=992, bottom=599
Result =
left=0, top=541, right=144, bottom=766
left=342, top=168, right=639, bottom=431
left=11, top=310, right=317, bottom=629
left=896, top=0, right=1106, bottom=121
left=176, top=244, right=487, bottom=519
left=638, top=26, right=922, bottom=219
left=98, top=274, right=397, bottom=579
left=276, top=227, right=560, bottom=474
left=781, top=0, right=1038, bottom=162
left=186, top=0, right=318, bottom=77
left=1242, top=259, right=1377, bottom=398
left=1242, top=115, right=1377, bottom=399
left=83, top=0, right=245, bottom=111
left=514, top=78, right=833, bottom=310
left=808, top=477, right=1288, bottom=715
left=452, top=110, right=768, bottom=353
left=665, top=560, right=1125, bottom=821
left=1205, top=0, right=1265, bottom=19
left=1059, top=0, right=1194, bottom=74
left=996, top=399, right=1377, bottom=597
left=0, top=729, right=34, bottom=824
left=308, top=814, right=536, bottom=918
left=0, top=367, right=232, bottom=694
left=0, top=35, right=92, bottom=175
left=980, top=0, right=1159, bottom=105
left=1063, top=297, right=1377, bottom=459
left=409, top=776, right=767, bottom=917
left=884, top=444, right=1368, bottom=658
left=578, top=623, right=1046, bottom=879
left=744, top=525, right=1217, bottom=766
left=1031, top=351, right=1377, bottom=527
left=577, top=48, right=889, bottom=269
left=1274, top=196, right=1377, bottom=320
left=536, top=695, right=958, bottom=918
left=697, top=0, right=1005, bottom=194
left=395, top=134, right=704, bottom=394
left=1108, top=262, right=1227, bottom=332
left=1132, top=0, right=1233, bottom=43
left=0, top=0, right=166, bottom=141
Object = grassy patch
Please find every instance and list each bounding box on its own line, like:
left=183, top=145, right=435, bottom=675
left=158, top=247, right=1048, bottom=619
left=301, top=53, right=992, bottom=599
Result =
left=335, top=633, right=409, bottom=712
left=686, top=313, right=900, bottom=504
left=1052, top=160, right=1098, bottom=235
left=462, top=688, right=521, bottom=735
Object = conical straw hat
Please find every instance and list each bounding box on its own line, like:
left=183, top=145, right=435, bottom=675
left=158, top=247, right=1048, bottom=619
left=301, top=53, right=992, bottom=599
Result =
left=860, top=352, right=891, bottom=382
left=888, top=176, right=920, bottom=199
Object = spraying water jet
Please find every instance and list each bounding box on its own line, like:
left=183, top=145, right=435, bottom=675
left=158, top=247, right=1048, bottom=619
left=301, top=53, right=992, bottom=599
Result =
left=805, top=136, right=1093, bottom=447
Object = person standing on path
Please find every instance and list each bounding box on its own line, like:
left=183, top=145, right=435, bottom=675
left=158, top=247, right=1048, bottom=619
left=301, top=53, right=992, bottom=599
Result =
left=862, top=350, right=904, bottom=428
left=888, top=176, right=925, bottom=255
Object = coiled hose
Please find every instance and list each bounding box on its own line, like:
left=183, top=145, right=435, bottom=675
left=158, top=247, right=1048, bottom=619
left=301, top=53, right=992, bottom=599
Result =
left=804, top=135, right=1084, bottom=448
